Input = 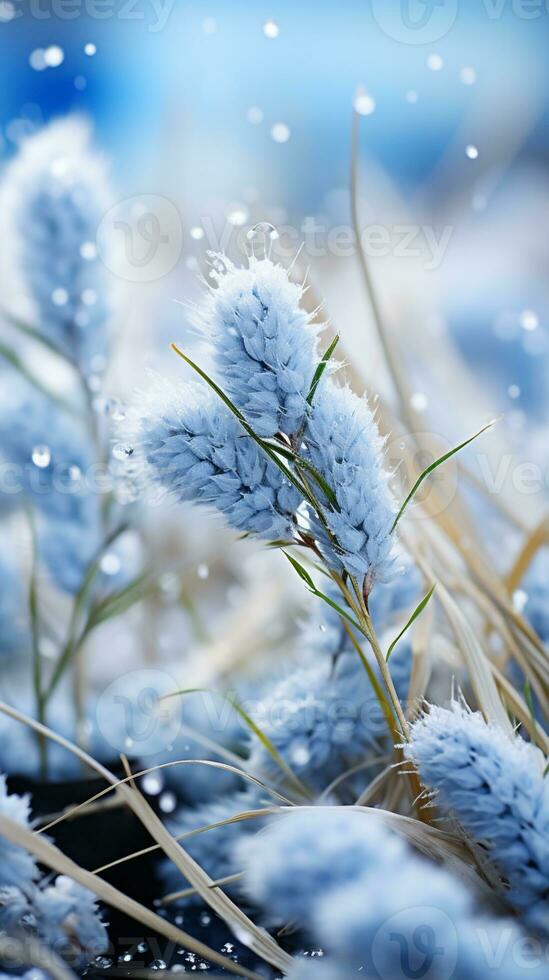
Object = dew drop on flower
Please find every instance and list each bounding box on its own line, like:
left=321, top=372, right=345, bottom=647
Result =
left=520, top=309, right=539, bottom=331
left=460, top=66, right=477, bottom=85
left=247, top=106, right=263, bottom=124
left=106, top=397, right=126, bottom=421
left=51, top=287, right=68, bottom=306
left=100, top=552, right=121, bottom=576
left=44, top=45, right=64, bottom=68
left=197, top=563, right=209, bottom=580
left=32, top=445, right=51, bottom=468
left=263, top=19, right=279, bottom=38
left=190, top=226, right=204, bottom=240
left=113, top=443, right=134, bottom=461
left=247, top=221, right=279, bottom=243
left=353, top=86, right=376, bottom=116
left=465, top=144, right=479, bottom=160
left=84, top=42, right=96, bottom=56
left=427, top=53, right=443, bottom=71
left=271, top=122, right=290, bottom=143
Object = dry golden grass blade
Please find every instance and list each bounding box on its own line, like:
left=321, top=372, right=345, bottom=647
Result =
left=0, top=934, right=76, bottom=980
left=161, top=872, right=244, bottom=906
left=489, top=664, right=549, bottom=757
left=0, top=815, right=262, bottom=980
left=0, top=702, right=293, bottom=975
left=93, top=807, right=278, bottom=875
left=354, top=764, right=394, bottom=806
left=505, top=514, right=549, bottom=593
left=319, top=755, right=392, bottom=802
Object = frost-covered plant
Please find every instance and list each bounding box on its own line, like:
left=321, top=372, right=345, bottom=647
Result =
left=0, top=775, right=107, bottom=968
left=198, top=255, right=319, bottom=438
left=242, top=807, right=547, bottom=980
left=304, top=379, right=396, bottom=587
left=248, top=639, right=411, bottom=794
left=0, top=775, right=39, bottom=889
left=33, top=876, right=108, bottom=969
left=130, top=378, right=300, bottom=539
left=1, top=117, right=112, bottom=372
left=406, top=702, right=549, bottom=934
left=0, top=375, right=101, bottom=594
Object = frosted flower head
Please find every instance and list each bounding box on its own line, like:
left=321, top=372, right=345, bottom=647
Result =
left=248, top=646, right=409, bottom=795
left=159, top=789, right=262, bottom=905
left=1, top=117, right=112, bottom=371
left=304, top=380, right=396, bottom=589
left=237, top=807, right=404, bottom=925
left=126, top=376, right=301, bottom=540
left=0, top=376, right=102, bottom=593
left=34, top=875, right=108, bottom=968
left=0, top=774, right=39, bottom=889
left=198, top=254, right=319, bottom=438
left=406, top=702, right=549, bottom=933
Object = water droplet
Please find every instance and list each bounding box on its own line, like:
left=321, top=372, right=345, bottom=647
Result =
left=353, top=85, right=376, bottom=116
left=197, top=563, right=209, bottom=580
left=512, top=589, right=528, bottom=614
left=44, top=45, right=64, bottom=68
left=80, top=241, right=97, bottom=260
left=100, top=552, right=121, bottom=576
left=105, top=397, right=126, bottom=421
left=190, top=226, right=204, bottom=241
left=150, top=960, right=167, bottom=971
left=465, top=144, right=479, bottom=160
left=142, top=772, right=164, bottom=795
left=69, top=464, right=82, bottom=482
left=94, top=957, right=113, bottom=970
left=159, top=791, right=177, bottom=813
left=136, top=942, right=148, bottom=954
left=221, top=943, right=234, bottom=954
left=199, top=911, right=211, bottom=926
left=246, top=222, right=279, bottom=252
left=32, top=445, right=51, bottom=468
left=410, top=392, right=428, bottom=412
left=290, top=742, right=311, bottom=767
left=84, top=42, right=96, bottom=56
left=319, top=624, right=326, bottom=633
left=113, top=443, right=134, bottom=461
left=405, top=89, right=418, bottom=104
left=263, top=19, right=279, bottom=38
left=51, top=287, right=68, bottom=306
left=247, top=106, right=263, bottom=124
left=520, top=309, right=539, bottom=331
left=227, top=206, right=249, bottom=227
left=460, top=66, right=476, bottom=85
left=271, top=122, right=290, bottom=143
left=427, top=53, right=443, bottom=71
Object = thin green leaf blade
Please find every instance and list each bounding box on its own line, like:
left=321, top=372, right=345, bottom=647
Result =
left=391, top=420, right=498, bottom=532
left=306, top=334, right=339, bottom=405
left=386, top=584, right=436, bottom=661
left=282, top=551, right=315, bottom=589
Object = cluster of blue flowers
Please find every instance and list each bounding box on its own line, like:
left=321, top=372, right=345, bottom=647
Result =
left=130, top=251, right=397, bottom=592
left=239, top=807, right=549, bottom=979
left=159, top=591, right=412, bottom=904
left=0, top=775, right=107, bottom=969
left=406, top=702, right=549, bottom=935
left=2, top=117, right=111, bottom=372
